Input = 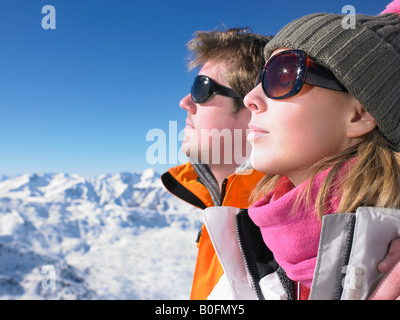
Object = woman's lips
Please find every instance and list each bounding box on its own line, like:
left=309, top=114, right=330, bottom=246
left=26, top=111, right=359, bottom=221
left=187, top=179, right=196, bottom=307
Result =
left=247, top=124, right=269, bottom=142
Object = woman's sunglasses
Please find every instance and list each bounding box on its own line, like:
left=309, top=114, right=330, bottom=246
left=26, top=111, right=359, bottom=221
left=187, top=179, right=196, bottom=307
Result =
left=255, top=50, right=348, bottom=99
left=191, top=75, right=240, bottom=104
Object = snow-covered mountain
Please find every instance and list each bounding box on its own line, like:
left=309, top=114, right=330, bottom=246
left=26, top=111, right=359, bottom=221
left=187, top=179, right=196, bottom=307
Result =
left=0, top=169, right=202, bottom=300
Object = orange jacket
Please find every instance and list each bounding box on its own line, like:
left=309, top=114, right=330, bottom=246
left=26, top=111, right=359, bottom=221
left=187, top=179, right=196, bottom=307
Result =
left=161, top=161, right=264, bottom=300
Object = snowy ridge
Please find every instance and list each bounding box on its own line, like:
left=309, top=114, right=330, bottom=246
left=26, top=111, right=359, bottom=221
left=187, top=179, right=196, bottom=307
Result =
left=0, top=169, right=202, bottom=299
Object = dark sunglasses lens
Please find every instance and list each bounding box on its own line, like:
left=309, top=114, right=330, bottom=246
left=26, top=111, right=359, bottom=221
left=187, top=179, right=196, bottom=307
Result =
left=264, top=53, right=300, bottom=98
left=191, top=76, right=210, bottom=103
left=255, top=68, right=263, bottom=88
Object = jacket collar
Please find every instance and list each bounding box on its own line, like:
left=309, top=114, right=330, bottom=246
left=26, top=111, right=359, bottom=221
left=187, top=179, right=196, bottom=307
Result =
left=189, top=158, right=222, bottom=206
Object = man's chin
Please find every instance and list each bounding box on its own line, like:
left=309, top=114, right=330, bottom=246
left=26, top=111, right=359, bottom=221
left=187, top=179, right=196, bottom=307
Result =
left=181, top=142, right=197, bottom=159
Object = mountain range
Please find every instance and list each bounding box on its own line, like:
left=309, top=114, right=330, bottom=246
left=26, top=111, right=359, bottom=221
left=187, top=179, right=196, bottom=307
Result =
left=0, top=169, right=202, bottom=299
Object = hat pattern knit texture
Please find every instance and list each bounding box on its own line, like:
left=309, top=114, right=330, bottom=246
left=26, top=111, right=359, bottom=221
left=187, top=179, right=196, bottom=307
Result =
left=264, top=11, right=400, bottom=150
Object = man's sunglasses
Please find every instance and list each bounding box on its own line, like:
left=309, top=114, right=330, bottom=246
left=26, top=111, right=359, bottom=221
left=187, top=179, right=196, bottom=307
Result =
left=255, top=49, right=347, bottom=99
left=191, top=75, right=240, bottom=104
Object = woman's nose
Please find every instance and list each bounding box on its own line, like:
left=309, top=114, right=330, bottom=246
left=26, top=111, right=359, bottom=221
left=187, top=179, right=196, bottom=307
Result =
left=244, top=84, right=267, bottom=113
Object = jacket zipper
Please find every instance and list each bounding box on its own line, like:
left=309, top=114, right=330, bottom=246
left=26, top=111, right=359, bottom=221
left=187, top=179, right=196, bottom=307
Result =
left=220, top=178, right=228, bottom=205
left=235, top=212, right=265, bottom=300
left=334, top=214, right=356, bottom=300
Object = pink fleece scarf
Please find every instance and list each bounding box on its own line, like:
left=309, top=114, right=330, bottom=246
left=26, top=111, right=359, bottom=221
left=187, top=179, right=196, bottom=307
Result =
left=248, top=167, right=341, bottom=288
left=381, top=0, right=400, bottom=15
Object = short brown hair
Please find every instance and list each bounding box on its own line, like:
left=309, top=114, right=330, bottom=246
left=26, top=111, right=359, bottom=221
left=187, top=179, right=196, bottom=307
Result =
left=186, top=27, right=272, bottom=114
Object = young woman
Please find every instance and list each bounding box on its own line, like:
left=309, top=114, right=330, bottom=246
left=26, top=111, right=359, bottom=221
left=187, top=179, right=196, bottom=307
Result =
left=203, top=8, right=400, bottom=300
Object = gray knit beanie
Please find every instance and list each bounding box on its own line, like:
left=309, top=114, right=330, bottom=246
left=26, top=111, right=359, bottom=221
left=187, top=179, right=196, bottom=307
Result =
left=264, top=13, right=400, bottom=151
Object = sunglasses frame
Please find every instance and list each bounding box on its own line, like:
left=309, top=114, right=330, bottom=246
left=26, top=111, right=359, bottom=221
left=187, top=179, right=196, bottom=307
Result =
left=256, top=50, right=347, bottom=100
left=191, top=75, right=240, bottom=104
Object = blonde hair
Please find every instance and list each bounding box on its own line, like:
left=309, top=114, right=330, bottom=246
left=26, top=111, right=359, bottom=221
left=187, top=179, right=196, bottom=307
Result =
left=252, top=129, right=400, bottom=220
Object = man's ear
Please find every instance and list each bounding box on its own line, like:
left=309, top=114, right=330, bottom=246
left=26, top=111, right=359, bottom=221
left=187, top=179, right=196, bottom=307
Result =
left=347, top=99, right=377, bottom=138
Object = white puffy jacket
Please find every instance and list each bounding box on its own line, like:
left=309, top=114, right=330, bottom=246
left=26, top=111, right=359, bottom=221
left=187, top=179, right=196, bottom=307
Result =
left=203, top=206, right=400, bottom=300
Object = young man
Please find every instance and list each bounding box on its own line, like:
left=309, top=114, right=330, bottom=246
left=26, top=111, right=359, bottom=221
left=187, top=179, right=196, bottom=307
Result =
left=161, top=28, right=271, bottom=299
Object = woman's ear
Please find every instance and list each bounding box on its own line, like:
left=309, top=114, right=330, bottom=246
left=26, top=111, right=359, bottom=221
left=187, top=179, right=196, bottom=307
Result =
left=347, top=99, right=377, bottom=138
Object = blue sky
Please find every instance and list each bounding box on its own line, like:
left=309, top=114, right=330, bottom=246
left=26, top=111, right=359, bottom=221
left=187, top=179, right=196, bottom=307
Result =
left=0, top=0, right=388, bottom=176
